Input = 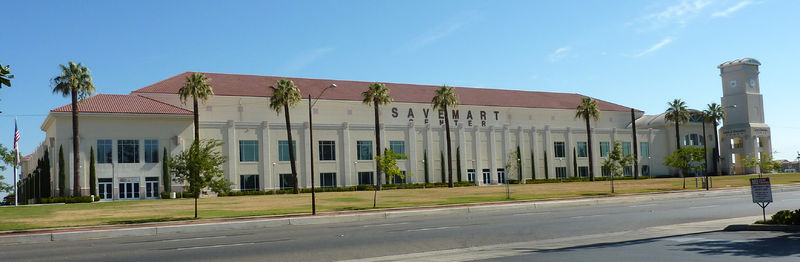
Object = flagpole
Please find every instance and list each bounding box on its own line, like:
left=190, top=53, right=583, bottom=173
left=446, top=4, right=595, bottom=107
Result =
left=14, top=116, right=18, bottom=206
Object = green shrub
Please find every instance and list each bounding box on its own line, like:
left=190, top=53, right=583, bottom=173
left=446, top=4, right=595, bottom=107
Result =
left=768, top=209, right=800, bottom=225
left=39, top=196, right=95, bottom=204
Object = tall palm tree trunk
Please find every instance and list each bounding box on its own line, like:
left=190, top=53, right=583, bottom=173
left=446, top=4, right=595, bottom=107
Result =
left=72, top=89, right=81, bottom=196
left=373, top=101, right=382, bottom=191
left=585, top=116, right=594, bottom=181
left=285, top=103, right=299, bottom=194
left=675, top=121, right=682, bottom=180
left=713, top=122, right=720, bottom=176
left=444, top=105, right=453, bottom=188
left=192, top=96, right=200, bottom=218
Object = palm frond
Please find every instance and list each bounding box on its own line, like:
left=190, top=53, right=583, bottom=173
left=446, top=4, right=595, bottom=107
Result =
left=269, top=79, right=302, bottom=114
left=179, top=72, right=214, bottom=105
left=431, top=85, right=459, bottom=110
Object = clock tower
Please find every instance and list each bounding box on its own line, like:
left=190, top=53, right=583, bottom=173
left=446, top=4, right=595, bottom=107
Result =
left=717, top=58, right=772, bottom=175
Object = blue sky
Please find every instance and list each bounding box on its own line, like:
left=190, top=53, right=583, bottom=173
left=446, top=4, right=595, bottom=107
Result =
left=2, top=0, right=799, bottom=191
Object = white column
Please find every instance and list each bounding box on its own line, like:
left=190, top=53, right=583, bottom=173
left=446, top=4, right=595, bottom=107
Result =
left=544, top=125, right=554, bottom=179
left=502, top=124, right=510, bottom=171
left=530, top=126, right=538, bottom=180
left=473, top=127, right=483, bottom=185
left=565, top=127, right=573, bottom=177
left=260, top=121, right=271, bottom=191
left=457, top=123, right=467, bottom=182
left=591, top=127, right=601, bottom=178
left=517, top=126, right=527, bottom=183
left=488, top=127, right=497, bottom=184
left=425, top=123, right=434, bottom=183
left=341, top=123, right=351, bottom=186
left=226, top=120, right=237, bottom=186
left=303, top=122, right=312, bottom=188
left=408, top=121, right=418, bottom=183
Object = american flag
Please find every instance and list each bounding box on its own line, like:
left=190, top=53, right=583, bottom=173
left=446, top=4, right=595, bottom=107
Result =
left=14, top=119, right=20, bottom=165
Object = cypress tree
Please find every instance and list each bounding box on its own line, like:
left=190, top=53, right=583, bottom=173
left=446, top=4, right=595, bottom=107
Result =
left=456, top=147, right=462, bottom=182
left=90, top=147, right=97, bottom=197
left=440, top=151, right=445, bottom=183
left=531, top=149, right=536, bottom=180
left=424, top=151, right=429, bottom=184
left=163, top=147, right=171, bottom=193
left=544, top=150, right=549, bottom=179
left=517, top=146, right=522, bottom=181
left=573, top=147, right=578, bottom=177
left=43, top=149, right=51, bottom=198
left=59, top=145, right=66, bottom=197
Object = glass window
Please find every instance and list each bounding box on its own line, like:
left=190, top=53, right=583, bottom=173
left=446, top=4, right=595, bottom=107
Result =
left=279, top=174, right=294, bottom=190
left=624, top=166, right=633, bottom=176
left=482, top=169, right=491, bottom=184
left=497, top=168, right=506, bottom=183
left=640, top=142, right=650, bottom=157
left=622, top=142, right=632, bottom=156
left=320, top=173, right=336, bottom=188
left=467, top=169, right=476, bottom=183
left=389, top=141, right=405, bottom=155
left=239, top=140, right=259, bottom=162
left=555, top=167, right=567, bottom=179
left=390, top=171, right=406, bottom=184
left=240, top=175, right=259, bottom=191
left=145, top=177, right=159, bottom=198
left=278, top=140, right=296, bottom=162
left=144, top=140, right=159, bottom=163
left=554, top=142, right=566, bottom=158
left=642, top=165, right=650, bottom=176
left=578, top=166, right=589, bottom=177
left=319, top=140, right=336, bottom=161
left=601, top=166, right=611, bottom=177
left=358, top=172, right=374, bottom=185
left=577, top=142, right=587, bottom=157
left=97, top=140, right=112, bottom=163
left=600, top=142, right=610, bottom=158
left=117, top=140, right=139, bottom=163
left=357, top=141, right=373, bottom=160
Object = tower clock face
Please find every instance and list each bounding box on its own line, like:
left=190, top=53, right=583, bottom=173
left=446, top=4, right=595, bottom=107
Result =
left=749, top=78, right=756, bottom=88
left=729, top=80, right=737, bottom=88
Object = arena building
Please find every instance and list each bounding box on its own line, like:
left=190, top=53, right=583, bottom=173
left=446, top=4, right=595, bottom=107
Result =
left=19, top=58, right=771, bottom=200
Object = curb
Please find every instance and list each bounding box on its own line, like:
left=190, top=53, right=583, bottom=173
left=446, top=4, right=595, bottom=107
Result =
left=724, top=224, right=800, bottom=232
left=2, top=184, right=799, bottom=245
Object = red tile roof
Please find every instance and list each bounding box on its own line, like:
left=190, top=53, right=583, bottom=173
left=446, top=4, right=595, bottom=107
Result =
left=51, top=94, right=192, bottom=115
left=133, top=72, right=639, bottom=112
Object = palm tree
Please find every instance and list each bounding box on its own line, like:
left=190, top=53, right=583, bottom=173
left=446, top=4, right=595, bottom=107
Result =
left=665, top=99, right=690, bottom=177
left=575, top=97, right=599, bottom=181
left=0, top=62, right=13, bottom=88
left=362, top=82, right=392, bottom=190
left=269, top=79, right=302, bottom=194
left=51, top=61, right=95, bottom=196
left=432, top=85, right=459, bottom=188
left=178, top=73, right=214, bottom=146
left=704, top=103, right=726, bottom=176
left=178, top=72, right=213, bottom=218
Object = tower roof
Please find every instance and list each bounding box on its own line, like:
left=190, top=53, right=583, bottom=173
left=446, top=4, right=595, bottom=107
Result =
left=718, top=57, right=761, bottom=69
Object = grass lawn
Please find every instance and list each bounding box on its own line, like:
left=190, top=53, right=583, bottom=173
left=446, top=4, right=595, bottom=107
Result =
left=1, top=173, right=798, bottom=231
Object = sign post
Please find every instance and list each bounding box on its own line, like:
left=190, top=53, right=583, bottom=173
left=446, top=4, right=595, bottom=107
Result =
left=750, top=178, right=773, bottom=223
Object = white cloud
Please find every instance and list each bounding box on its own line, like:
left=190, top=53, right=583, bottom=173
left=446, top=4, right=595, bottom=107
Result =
left=712, top=1, right=753, bottom=17
left=280, top=47, right=334, bottom=73
left=633, top=0, right=711, bottom=30
left=635, top=38, right=674, bottom=57
left=402, top=10, right=483, bottom=52
left=549, top=46, right=572, bottom=62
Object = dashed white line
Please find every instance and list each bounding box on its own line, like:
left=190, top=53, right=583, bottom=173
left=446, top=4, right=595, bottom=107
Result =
left=689, top=205, right=719, bottom=209
left=511, top=211, right=553, bottom=216
left=406, top=226, right=459, bottom=232
left=174, top=242, right=254, bottom=251
left=160, top=236, right=229, bottom=242
left=628, top=204, right=656, bottom=208
left=570, top=214, right=607, bottom=219
left=362, top=222, right=410, bottom=228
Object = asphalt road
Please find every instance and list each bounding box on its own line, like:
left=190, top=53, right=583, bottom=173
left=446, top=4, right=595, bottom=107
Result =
left=4, top=189, right=800, bottom=262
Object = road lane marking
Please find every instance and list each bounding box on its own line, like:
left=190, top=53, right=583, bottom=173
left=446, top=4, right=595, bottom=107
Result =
left=569, top=214, right=607, bottom=219
left=688, top=205, right=719, bottom=209
left=628, top=204, right=655, bottom=208
left=406, top=226, right=459, bottom=232
left=174, top=242, right=254, bottom=251
left=780, top=198, right=800, bottom=202
left=160, top=235, right=229, bottom=242
left=511, top=211, right=552, bottom=216
left=362, top=222, right=410, bottom=228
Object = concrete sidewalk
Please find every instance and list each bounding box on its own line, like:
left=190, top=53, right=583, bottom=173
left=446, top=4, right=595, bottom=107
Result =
left=2, top=184, right=798, bottom=245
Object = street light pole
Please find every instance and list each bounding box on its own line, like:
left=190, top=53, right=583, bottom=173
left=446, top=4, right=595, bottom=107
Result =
left=308, top=84, right=336, bottom=216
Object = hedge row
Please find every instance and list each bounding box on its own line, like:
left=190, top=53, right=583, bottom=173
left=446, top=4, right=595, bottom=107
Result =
left=219, top=181, right=476, bottom=197
left=39, top=196, right=97, bottom=204
left=763, top=209, right=800, bottom=225
left=525, top=176, right=651, bottom=184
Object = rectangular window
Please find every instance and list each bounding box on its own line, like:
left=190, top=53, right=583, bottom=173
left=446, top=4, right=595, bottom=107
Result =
left=144, top=140, right=159, bottom=163
left=554, top=142, right=566, bottom=158
left=578, top=166, right=589, bottom=178
left=624, top=166, right=633, bottom=177
left=118, top=177, right=140, bottom=199
left=357, top=141, right=373, bottom=160
left=600, top=142, right=610, bottom=158
left=358, top=172, right=374, bottom=185
left=389, top=141, right=405, bottom=155
left=145, top=177, right=159, bottom=198
left=117, top=140, right=139, bottom=163
left=97, top=140, right=112, bottom=163
left=320, top=173, right=336, bottom=188
left=390, top=171, right=406, bottom=184
left=278, top=140, right=296, bottom=162
left=577, top=142, right=588, bottom=158
left=98, top=178, right=112, bottom=200
left=482, top=169, right=491, bottom=184
left=640, top=142, right=650, bottom=157
left=601, top=166, right=611, bottom=177
left=467, top=169, right=476, bottom=183
left=497, top=168, right=506, bottom=184
left=622, top=142, right=632, bottom=156
left=555, top=167, right=567, bottom=179
left=239, top=140, right=259, bottom=162
left=642, top=165, right=650, bottom=176
left=318, top=140, right=336, bottom=161
left=240, top=175, right=259, bottom=191
left=279, top=174, right=294, bottom=190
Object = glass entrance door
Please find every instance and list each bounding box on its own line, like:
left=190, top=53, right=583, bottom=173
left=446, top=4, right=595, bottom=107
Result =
left=119, top=177, right=140, bottom=200
left=98, top=178, right=113, bottom=200
left=145, top=177, right=159, bottom=199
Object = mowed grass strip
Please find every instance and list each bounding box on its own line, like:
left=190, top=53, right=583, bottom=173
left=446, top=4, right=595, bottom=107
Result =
left=1, top=173, right=798, bottom=231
